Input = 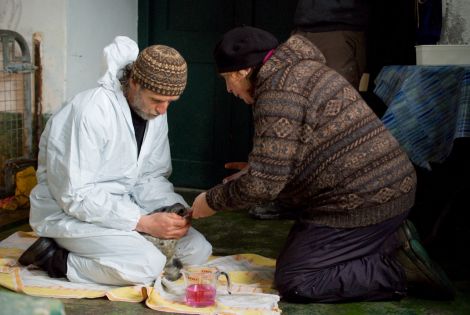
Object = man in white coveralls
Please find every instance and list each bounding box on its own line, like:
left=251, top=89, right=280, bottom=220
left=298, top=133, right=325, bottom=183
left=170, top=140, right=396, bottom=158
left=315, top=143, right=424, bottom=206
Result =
left=18, top=36, right=212, bottom=285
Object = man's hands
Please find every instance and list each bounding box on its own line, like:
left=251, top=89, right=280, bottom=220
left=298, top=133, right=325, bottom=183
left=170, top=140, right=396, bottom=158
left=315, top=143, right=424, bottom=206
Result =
left=191, top=192, right=216, bottom=219
left=136, top=212, right=190, bottom=239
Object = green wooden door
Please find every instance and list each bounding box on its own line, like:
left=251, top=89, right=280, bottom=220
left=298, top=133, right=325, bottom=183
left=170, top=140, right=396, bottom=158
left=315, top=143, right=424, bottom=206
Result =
left=138, top=0, right=296, bottom=188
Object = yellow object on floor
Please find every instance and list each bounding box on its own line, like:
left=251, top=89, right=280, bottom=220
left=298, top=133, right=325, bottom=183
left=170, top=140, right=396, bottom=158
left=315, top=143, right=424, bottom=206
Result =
left=0, top=166, right=37, bottom=211
left=0, top=232, right=281, bottom=315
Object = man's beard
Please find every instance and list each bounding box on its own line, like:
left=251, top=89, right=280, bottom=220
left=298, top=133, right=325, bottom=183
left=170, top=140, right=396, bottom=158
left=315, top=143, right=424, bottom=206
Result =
left=129, top=91, right=159, bottom=121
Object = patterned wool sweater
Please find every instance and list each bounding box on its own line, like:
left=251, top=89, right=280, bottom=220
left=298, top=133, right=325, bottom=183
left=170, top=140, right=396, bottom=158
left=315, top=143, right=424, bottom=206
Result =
left=207, top=35, right=416, bottom=228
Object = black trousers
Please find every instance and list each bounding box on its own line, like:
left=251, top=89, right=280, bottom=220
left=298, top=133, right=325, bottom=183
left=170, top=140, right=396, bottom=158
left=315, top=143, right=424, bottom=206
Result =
left=275, top=211, right=408, bottom=303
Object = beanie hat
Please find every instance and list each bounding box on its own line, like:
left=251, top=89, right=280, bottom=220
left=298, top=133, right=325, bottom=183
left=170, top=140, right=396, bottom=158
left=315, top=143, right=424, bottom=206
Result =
left=213, top=26, right=279, bottom=73
left=131, top=45, right=187, bottom=96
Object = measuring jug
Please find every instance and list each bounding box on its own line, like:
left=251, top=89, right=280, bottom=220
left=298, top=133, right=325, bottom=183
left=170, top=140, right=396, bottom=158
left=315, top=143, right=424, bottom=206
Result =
left=181, top=266, right=231, bottom=307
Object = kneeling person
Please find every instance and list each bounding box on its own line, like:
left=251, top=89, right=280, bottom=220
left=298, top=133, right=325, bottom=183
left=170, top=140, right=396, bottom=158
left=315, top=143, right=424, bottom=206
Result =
left=191, top=26, right=454, bottom=302
left=19, top=37, right=212, bottom=286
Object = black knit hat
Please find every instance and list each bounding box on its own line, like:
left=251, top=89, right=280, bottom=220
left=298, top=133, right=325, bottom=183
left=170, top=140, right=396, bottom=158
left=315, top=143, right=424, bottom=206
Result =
left=213, top=26, right=279, bottom=73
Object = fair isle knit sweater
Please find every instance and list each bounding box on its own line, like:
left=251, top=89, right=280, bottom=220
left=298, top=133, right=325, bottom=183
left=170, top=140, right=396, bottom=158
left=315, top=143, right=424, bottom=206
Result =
left=206, top=35, right=416, bottom=228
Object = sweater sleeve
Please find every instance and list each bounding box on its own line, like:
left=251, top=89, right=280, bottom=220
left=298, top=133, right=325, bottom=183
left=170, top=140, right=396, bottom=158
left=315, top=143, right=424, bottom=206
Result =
left=206, top=90, right=310, bottom=211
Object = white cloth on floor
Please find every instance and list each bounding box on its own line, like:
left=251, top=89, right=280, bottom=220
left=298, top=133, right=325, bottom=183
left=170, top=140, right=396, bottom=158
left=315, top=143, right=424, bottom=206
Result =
left=0, top=232, right=280, bottom=315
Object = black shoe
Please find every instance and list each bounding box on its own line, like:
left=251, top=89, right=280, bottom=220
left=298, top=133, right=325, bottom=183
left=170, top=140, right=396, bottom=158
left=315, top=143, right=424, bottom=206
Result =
left=395, top=220, right=455, bottom=300
left=18, top=237, right=58, bottom=267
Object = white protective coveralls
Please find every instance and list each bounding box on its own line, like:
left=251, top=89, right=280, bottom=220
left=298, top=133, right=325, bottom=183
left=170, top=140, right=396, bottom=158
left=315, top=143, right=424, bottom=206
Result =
left=29, top=36, right=212, bottom=286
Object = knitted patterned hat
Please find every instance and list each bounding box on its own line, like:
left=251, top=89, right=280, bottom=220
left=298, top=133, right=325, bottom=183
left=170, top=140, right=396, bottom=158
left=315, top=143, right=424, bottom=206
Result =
left=213, top=26, right=279, bottom=73
left=131, top=45, right=187, bottom=96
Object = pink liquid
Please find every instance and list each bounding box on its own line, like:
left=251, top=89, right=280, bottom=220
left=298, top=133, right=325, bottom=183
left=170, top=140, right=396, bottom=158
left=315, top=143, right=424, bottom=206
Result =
left=185, top=284, right=216, bottom=307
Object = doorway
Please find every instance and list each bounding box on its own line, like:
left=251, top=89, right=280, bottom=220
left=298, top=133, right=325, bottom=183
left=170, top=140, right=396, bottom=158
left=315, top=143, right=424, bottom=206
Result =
left=138, top=0, right=296, bottom=188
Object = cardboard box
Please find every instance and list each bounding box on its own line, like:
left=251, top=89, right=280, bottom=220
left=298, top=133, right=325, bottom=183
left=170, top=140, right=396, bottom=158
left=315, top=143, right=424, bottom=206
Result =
left=416, top=45, right=470, bottom=65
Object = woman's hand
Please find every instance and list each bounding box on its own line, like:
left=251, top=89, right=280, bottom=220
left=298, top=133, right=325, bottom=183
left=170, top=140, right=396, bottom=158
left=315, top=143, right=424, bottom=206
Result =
left=191, top=192, right=217, bottom=219
left=223, top=162, right=249, bottom=184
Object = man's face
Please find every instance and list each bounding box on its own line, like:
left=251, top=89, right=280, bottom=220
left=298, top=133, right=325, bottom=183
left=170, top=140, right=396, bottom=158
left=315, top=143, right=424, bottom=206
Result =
left=128, top=80, right=180, bottom=120
left=221, top=70, right=254, bottom=105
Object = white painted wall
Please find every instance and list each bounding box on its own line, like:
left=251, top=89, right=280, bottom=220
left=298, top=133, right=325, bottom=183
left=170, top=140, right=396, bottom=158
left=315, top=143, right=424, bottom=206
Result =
left=0, top=0, right=137, bottom=113
left=1, top=0, right=66, bottom=113
left=440, top=0, right=470, bottom=44
left=66, top=0, right=138, bottom=98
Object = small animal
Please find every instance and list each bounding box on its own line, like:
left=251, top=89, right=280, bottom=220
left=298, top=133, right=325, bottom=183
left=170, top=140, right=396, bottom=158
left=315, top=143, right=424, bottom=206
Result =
left=139, top=203, right=191, bottom=281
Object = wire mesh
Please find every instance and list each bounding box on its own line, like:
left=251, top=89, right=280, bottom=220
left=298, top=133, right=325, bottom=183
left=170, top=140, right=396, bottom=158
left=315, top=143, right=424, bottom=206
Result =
left=0, top=77, right=25, bottom=157
left=0, top=30, right=34, bottom=195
